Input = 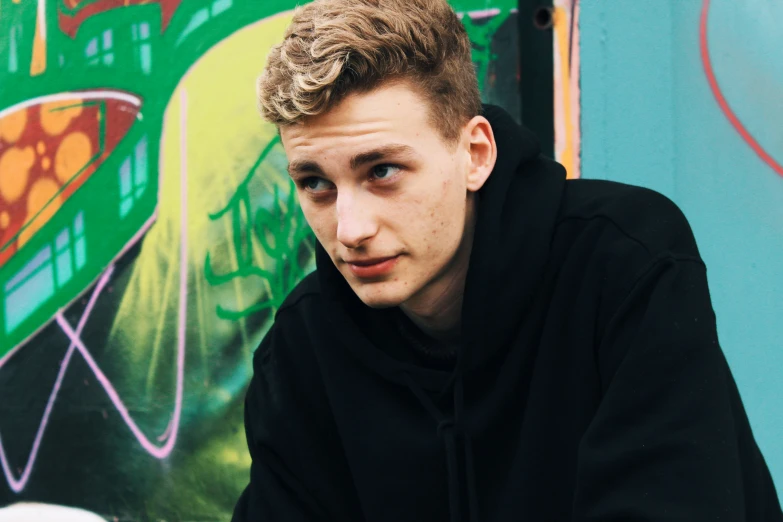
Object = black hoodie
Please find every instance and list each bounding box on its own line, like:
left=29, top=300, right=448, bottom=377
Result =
left=232, top=106, right=782, bottom=522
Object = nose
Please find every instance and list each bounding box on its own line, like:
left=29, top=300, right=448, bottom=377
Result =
left=336, top=191, right=378, bottom=249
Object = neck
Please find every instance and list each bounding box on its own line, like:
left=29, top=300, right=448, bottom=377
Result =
left=400, top=198, right=476, bottom=344
left=401, top=281, right=465, bottom=344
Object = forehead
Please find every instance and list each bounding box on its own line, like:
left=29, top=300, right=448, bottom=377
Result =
left=280, top=83, right=441, bottom=157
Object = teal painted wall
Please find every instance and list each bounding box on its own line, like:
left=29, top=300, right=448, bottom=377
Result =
left=581, top=0, right=783, bottom=497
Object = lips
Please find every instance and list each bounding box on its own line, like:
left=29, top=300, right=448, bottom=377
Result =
left=345, top=255, right=400, bottom=279
left=346, top=256, right=396, bottom=266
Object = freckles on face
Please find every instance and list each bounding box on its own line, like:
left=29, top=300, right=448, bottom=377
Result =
left=280, top=82, right=473, bottom=308
left=404, top=166, right=464, bottom=263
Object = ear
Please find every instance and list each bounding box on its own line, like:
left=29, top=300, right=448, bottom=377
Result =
left=463, top=116, right=497, bottom=193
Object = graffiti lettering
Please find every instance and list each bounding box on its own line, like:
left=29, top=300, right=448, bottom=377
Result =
left=205, top=136, right=313, bottom=321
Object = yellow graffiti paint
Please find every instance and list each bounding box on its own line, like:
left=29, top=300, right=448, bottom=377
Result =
left=110, top=12, right=296, bottom=367
left=0, top=109, right=27, bottom=144
left=552, top=3, right=581, bottom=179
left=0, top=146, right=35, bottom=204
left=30, top=11, right=47, bottom=76
left=19, top=178, right=61, bottom=246
left=54, top=131, right=93, bottom=184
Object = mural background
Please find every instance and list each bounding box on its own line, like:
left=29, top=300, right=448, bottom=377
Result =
left=552, top=0, right=579, bottom=180
left=0, top=0, right=522, bottom=520
left=580, top=0, right=783, bottom=498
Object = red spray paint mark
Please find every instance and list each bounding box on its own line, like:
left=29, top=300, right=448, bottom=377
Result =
left=700, top=0, right=783, bottom=178
left=58, top=0, right=183, bottom=38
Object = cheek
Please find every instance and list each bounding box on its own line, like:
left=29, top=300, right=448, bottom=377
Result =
left=301, top=205, right=335, bottom=244
left=418, top=177, right=465, bottom=255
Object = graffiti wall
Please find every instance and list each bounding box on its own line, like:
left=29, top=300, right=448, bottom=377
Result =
left=580, top=0, right=783, bottom=497
left=552, top=0, right=580, bottom=179
left=0, top=0, right=521, bottom=519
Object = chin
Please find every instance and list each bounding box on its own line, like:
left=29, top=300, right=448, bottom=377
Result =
left=349, top=279, right=417, bottom=309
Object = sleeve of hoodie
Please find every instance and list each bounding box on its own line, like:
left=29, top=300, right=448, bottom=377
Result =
left=572, top=204, right=782, bottom=521
left=232, top=309, right=361, bottom=522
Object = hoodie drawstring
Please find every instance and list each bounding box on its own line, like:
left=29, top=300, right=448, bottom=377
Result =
left=404, top=373, right=479, bottom=522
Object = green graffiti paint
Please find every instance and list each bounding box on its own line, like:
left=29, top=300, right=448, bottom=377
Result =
left=205, top=136, right=314, bottom=321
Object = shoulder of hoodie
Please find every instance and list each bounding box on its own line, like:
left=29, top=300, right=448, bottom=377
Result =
left=552, top=179, right=713, bottom=376
left=272, top=269, right=325, bottom=330
left=278, top=269, right=323, bottom=316
left=556, top=178, right=705, bottom=268
left=252, top=271, right=324, bottom=367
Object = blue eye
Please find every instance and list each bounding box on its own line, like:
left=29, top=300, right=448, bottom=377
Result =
left=371, top=164, right=401, bottom=180
left=302, top=177, right=333, bottom=192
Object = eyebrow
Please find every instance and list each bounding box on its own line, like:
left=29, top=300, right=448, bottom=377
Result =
left=349, top=144, right=417, bottom=170
left=287, top=144, right=417, bottom=177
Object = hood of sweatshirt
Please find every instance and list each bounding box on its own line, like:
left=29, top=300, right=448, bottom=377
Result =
left=312, top=105, right=566, bottom=522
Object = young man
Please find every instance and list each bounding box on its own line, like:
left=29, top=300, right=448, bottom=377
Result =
left=233, top=0, right=782, bottom=520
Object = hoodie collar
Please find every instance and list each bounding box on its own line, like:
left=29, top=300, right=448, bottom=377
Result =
left=458, top=105, right=566, bottom=374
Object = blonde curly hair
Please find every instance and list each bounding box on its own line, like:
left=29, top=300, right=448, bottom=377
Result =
left=257, top=0, right=481, bottom=143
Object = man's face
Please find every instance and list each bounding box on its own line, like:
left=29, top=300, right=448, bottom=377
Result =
left=280, top=83, right=476, bottom=309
